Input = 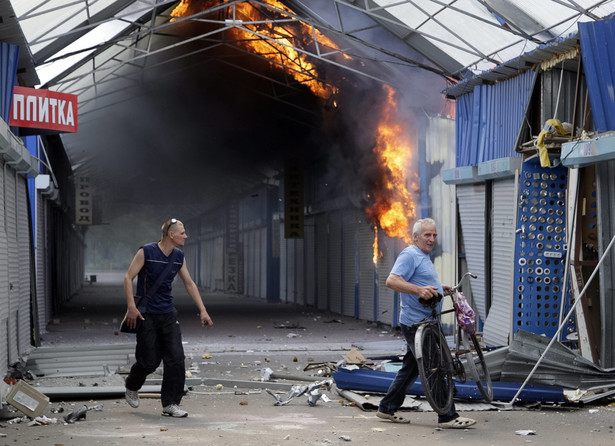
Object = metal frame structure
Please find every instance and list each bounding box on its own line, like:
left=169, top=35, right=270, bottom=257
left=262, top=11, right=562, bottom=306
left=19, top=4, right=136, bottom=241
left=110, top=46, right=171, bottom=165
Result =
left=6, top=0, right=615, bottom=210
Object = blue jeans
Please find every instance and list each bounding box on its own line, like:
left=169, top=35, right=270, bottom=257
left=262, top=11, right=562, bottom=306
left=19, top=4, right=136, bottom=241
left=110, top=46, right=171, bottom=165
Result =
left=125, top=311, right=186, bottom=407
left=378, top=324, right=458, bottom=423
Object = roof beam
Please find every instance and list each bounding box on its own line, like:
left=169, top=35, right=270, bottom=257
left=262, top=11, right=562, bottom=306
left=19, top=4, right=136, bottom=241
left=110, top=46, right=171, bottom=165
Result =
left=332, top=0, right=467, bottom=76
left=31, top=0, right=175, bottom=65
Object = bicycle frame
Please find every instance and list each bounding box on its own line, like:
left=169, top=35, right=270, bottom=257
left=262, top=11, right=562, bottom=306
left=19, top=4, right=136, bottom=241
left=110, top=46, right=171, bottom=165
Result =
left=414, top=272, right=492, bottom=414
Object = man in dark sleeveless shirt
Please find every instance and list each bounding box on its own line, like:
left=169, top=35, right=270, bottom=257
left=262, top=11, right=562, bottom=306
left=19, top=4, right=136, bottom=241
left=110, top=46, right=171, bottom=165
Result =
left=123, top=218, right=213, bottom=417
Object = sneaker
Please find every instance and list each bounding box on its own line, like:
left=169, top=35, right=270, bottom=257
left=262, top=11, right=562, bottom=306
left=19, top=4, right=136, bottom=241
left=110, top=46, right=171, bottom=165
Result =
left=125, top=389, right=139, bottom=408
left=162, top=404, right=188, bottom=418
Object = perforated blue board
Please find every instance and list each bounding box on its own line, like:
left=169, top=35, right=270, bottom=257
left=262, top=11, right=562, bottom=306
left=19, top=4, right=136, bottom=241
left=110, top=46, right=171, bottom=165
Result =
left=512, top=157, right=576, bottom=338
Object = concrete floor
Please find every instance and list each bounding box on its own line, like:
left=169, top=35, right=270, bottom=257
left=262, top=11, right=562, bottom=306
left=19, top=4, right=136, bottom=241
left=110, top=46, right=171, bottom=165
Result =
left=1, top=273, right=614, bottom=445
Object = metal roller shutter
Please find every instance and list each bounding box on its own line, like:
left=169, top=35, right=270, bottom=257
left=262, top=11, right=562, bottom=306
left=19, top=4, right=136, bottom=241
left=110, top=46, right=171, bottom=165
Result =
left=483, top=178, right=517, bottom=347
left=259, top=227, right=267, bottom=299
left=457, top=183, right=487, bottom=319
left=358, top=220, right=375, bottom=321
left=35, top=193, right=47, bottom=333
left=279, top=228, right=288, bottom=302
left=342, top=212, right=358, bottom=317
left=376, top=235, right=400, bottom=326
left=316, top=214, right=328, bottom=311
left=16, top=176, right=30, bottom=354
left=5, top=168, right=19, bottom=363
left=0, top=162, right=7, bottom=374
left=304, top=218, right=316, bottom=307
left=328, top=211, right=342, bottom=314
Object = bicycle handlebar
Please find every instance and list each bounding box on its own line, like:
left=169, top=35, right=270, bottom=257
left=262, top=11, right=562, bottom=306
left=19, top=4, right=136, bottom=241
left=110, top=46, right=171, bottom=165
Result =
left=450, top=272, right=477, bottom=293
left=418, top=272, right=477, bottom=307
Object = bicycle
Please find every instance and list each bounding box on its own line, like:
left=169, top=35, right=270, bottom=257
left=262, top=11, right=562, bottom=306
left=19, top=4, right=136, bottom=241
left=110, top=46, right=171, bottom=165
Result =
left=414, top=272, right=493, bottom=415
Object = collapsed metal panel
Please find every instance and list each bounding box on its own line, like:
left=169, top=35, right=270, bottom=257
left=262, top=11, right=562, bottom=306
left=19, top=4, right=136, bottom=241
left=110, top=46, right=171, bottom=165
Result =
left=501, top=329, right=615, bottom=389
left=596, top=160, right=615, bottom=368
left=483, top=177, right=517, bottom=347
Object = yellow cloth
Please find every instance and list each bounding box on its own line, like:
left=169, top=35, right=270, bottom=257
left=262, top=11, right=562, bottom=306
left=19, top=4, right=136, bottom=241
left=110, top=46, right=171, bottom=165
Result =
left=536, top=119, right=569, bottom=167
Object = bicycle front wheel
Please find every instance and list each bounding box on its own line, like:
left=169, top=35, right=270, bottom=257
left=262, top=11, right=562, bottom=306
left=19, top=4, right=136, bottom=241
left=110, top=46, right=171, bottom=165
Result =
left=459, top=329, right=493, bottom=402
left=415, top=324, right=454, bottom=415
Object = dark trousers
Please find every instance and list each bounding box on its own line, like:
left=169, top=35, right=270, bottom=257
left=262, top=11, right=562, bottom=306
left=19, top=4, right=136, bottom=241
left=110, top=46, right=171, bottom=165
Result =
left=378, top=324, right=458, bottom=423
left=125, top=311, right=186, bottom=408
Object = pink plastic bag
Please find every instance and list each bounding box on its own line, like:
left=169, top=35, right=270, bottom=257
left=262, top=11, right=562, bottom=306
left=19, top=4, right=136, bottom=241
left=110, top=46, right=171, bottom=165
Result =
left=452, top=291, right=476, bottom=335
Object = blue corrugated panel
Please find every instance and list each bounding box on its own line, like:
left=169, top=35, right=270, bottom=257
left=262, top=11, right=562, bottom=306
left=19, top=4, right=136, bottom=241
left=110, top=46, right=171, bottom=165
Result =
left=0, top=42, right=19, bottom=123
left=455, top=69, right=536, bottom=167
left=579, top=16, right=615, bottom=132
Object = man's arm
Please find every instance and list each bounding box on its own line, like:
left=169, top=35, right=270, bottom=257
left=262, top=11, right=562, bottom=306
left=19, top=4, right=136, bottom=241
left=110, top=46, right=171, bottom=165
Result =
left=385, top=273, right=439, bottom=300
left=123, top=248, right=145, bottom=329
left=178, top=259, right=213, bottom=327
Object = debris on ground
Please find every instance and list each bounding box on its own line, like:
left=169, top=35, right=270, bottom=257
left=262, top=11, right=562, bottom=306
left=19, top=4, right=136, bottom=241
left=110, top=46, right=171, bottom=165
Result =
left=266, top=379, right=333, bottom=406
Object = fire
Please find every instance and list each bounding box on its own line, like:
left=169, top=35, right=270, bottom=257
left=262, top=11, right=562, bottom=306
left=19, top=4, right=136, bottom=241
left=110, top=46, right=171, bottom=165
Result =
left=373, top=225, right=381, bottom=264
left=368, top=85, right=418, bottom=262
left=170, top=0, right=341, bottom=99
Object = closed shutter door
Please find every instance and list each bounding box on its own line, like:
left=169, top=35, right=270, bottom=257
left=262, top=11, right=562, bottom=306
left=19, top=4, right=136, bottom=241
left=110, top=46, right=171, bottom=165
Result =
left=358, top=220, right=375, bottom=321
left=6, top=168, right=19, bottom=363
left=280, top=230, right=304, bottom=303
left=282, top=237, right=303, bottom=304
left=305, top=217, right=316, bottom=307
left=36, top=193, right=47, bottom=333
left=377, top=236, right=403, bottom=326
left=316, top=214, right=328, bottom=311
left=328, top=211, right=342, bottom=313
left=16, top=176, right=30, bottom=354
left=247, top=231, right=256, bottom=297
left=279, top=228, right=288, bottom=302
left=294, top=236, right=305, bottom=305
left=457, top=183, right=487, bottom=319
left=259, top=227, right=267, bottom=299
left=342, top=211, right=358, bottom=317
left=0, top=162, right=7, bottom=375
left=484, top=178, right=517, bottom=347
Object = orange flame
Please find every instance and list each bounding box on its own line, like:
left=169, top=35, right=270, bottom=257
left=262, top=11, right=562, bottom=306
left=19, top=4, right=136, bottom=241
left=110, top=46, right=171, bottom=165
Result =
left=171, top=0, right=341, bottom=99
left=367, top=85, right=418, bottom=253
left=372, top=225, right=382, bottom=265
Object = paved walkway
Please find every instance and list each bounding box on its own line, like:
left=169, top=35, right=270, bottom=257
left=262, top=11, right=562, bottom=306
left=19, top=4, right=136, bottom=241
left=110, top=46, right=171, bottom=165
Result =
left=1, top=277, right=613, bottom=445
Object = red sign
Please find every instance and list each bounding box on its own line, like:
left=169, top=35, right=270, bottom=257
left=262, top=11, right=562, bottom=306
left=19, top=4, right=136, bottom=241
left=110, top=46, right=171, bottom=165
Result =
left=10, top=86, right=78, bottom=133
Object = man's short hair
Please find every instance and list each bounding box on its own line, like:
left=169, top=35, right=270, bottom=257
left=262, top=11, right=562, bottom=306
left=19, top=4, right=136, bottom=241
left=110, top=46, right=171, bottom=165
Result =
left=162, top=218, right=182, bottom=236
left=412, top=218, right=436, bottom=237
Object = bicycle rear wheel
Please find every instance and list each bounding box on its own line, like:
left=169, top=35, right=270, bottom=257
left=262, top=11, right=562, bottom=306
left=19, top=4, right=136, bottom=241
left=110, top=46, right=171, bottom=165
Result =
left=415, top=324, right=454, bottom=415
left=459, top=329, right=493, bottom=402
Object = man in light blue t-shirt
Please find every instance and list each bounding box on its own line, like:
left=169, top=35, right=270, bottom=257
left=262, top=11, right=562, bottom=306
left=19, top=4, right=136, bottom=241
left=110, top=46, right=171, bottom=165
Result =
left=376, top=218, right=476, bottom=429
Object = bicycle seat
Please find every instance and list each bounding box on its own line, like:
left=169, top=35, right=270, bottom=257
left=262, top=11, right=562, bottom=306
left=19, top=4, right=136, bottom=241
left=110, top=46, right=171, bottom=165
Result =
left=419, top=293, right=443, bottom=308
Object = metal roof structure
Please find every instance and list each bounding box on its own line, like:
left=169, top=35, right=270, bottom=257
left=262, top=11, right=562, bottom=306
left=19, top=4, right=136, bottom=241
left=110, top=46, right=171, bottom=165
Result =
left=4, top=0, right=615, bottom=217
